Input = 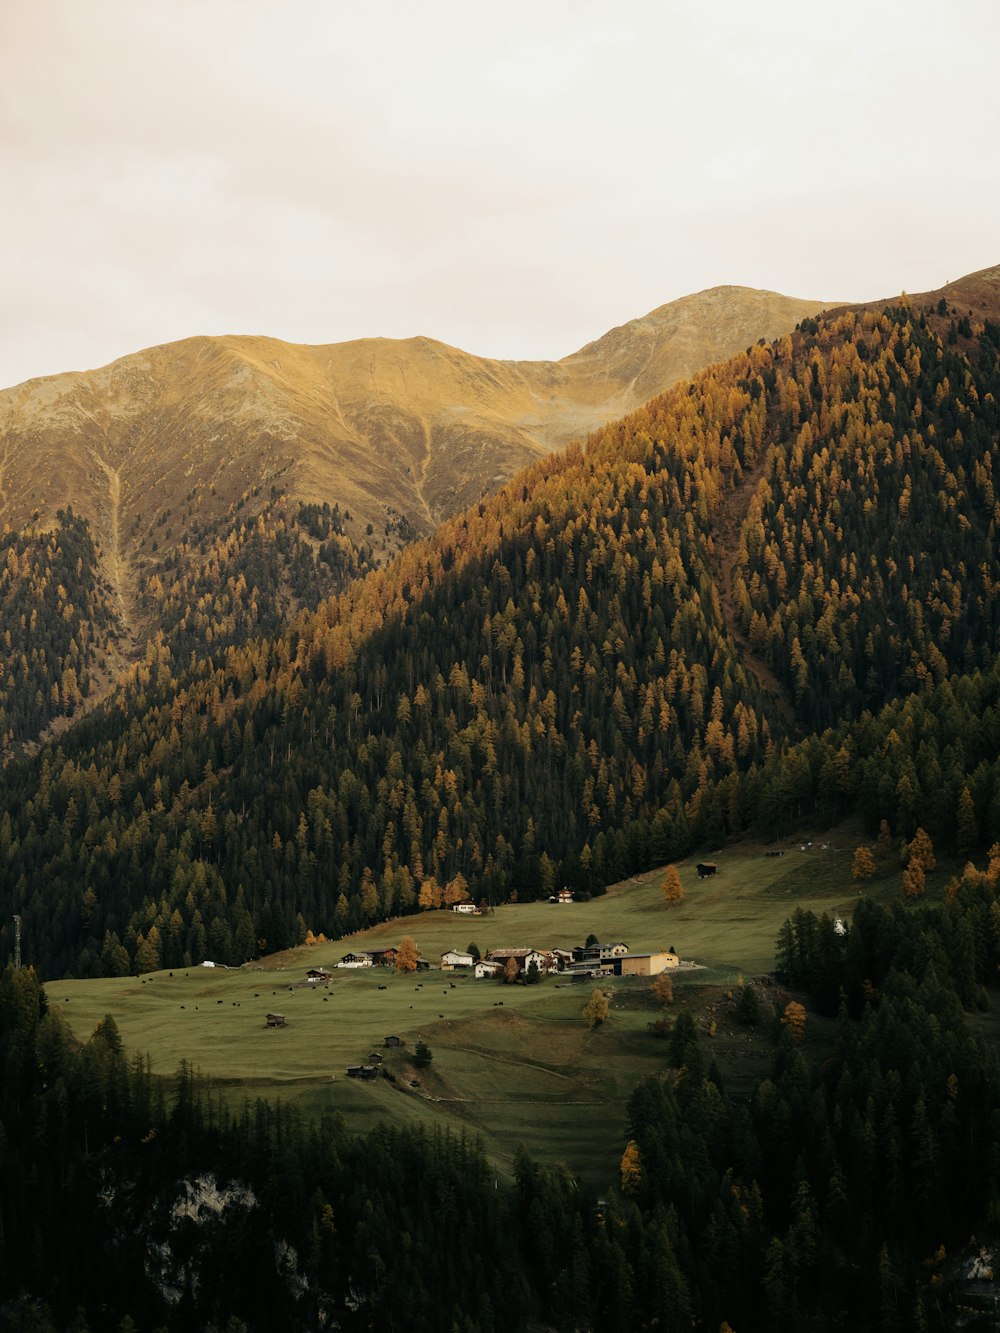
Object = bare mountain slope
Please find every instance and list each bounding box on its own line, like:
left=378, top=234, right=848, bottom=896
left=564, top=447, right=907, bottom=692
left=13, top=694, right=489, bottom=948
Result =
left=0, top=285, right=822, bottom=562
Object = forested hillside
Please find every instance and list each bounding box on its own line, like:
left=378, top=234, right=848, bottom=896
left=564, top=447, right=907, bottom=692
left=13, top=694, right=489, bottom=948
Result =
left=0, top=510, right=118, bottom=746
left=2, top=282, right=1000, bottom=977
left=0, top=490, right=377, bottom=752
left=6, top=864, right=1000, bottom=1330
left=0, top=286, right=819, bottom=749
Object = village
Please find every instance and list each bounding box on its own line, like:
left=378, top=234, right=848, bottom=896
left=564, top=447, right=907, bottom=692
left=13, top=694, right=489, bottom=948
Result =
left=330, top=934, right=680, bottom=982
left=259, top=891, right=685, bottom=1083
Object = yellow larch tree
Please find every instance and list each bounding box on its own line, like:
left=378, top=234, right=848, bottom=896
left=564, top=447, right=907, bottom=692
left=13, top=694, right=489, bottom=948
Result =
left=661, top=864, right=684, bottom=907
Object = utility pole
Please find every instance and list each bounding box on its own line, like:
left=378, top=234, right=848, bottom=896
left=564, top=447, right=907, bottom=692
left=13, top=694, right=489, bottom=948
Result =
left=13, top=914, right=22, bottom=969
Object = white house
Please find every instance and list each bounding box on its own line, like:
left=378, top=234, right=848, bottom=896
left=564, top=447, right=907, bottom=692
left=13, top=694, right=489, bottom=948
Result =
left=338, top=951, right=373, bottom=968
left=487, top=947, right=549, bottom=974
left=441, top=950, right=475, bottom=969
left=451, top=901, right=479, bottom=915
left=474, top=959, right=502, bottom=979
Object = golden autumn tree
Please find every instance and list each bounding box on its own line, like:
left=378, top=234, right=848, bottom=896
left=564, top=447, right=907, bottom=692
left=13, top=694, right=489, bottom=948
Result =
left=905, top=827, right=936, bottom=873
left=584, top=987, right=609, bottom=1028
left=359, top=867, right=379, bottom=920
left=652, top=972, right=674, bottom=1006
left=443, top=872, right=469, bottom=906
left=418, top=878, right=441, bottom=911
left=661, top=864, right=684, bottom=907
left=852, top=846, right=875, bottom=882
left=620, top=1140, right=642, bottom=1194
left=902, top=862, right=926, bottom=899
left=782, top=1000, right=806, bottom=1041
left=395, top=936, right=419, bottom=973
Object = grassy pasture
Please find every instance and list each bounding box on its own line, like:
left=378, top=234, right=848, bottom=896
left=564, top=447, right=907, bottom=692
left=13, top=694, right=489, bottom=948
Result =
left=49, top=826, right=929, bottom=1184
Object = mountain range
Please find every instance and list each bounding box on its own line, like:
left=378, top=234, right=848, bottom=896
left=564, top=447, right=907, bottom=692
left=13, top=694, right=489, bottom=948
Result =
left=0, top=283, right=823, bottom=747
left=3, top=261, right=1000, bottom=1333
left=0, top=284, right=821, bottom=548
left=2, top=263, right=999, bottom=976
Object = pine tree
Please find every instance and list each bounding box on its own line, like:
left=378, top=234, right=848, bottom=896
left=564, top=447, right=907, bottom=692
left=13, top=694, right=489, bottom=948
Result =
left=957, top=786, right=978, bottom=855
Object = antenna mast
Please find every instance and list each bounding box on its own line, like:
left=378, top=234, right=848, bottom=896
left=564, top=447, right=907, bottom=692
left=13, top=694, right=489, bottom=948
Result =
left=13, top=914, right=21, bottom=970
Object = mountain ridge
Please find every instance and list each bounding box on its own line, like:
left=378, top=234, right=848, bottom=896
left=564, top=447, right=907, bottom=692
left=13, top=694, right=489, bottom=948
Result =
left=0, top=284, right=823, bottom=743
left=0, top=284, right=824, bottom=545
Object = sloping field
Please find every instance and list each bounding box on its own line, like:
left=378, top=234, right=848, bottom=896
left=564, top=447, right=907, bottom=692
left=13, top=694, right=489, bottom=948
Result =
left=50, top=829, right=931, bottom=1183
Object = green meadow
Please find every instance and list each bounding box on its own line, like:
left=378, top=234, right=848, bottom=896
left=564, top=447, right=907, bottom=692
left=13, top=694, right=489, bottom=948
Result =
left=50, top=827, right=934, bottom=1185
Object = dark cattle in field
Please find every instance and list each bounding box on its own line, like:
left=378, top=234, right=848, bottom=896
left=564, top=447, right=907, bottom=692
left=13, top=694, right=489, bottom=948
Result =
left=696, top=862, right=717, bottom=878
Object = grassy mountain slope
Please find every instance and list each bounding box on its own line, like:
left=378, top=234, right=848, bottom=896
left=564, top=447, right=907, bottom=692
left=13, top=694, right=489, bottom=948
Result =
left=0, top=286, right=822, bottom=549
left=1, top=268, right=999, bottom=978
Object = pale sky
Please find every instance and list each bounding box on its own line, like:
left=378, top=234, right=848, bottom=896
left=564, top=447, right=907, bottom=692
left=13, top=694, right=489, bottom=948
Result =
left=1, top=0, right=998, bottom=389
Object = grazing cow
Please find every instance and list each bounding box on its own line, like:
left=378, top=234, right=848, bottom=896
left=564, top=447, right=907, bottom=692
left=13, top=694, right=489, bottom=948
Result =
left=696, top=862, right=718, bottom=879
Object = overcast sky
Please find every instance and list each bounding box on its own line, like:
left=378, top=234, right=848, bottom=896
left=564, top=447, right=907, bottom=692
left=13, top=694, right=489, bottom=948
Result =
left=1, top=0, right=998, bottom=389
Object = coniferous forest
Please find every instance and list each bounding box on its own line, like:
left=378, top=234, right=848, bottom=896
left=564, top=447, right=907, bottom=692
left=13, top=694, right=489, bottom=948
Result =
left=4, top=282, right=1000, bottom=1328
left=5, top=870, right=1000, bottom=1330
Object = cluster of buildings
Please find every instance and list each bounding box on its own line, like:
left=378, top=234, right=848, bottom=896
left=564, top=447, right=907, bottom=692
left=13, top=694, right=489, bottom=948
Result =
left=465, top=941, right=679, bottom=980
left=326, top=940, right=678, bottom=980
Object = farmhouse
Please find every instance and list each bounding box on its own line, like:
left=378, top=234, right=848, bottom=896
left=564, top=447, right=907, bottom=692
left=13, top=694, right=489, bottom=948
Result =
left=486, top=947, right=548, bottom=974
left=369, top=947, right=399, bottom=967
left=474, top=959, right=502, bottom=979
left=306, top=968, right=332, bottom=983
left=338, top=951, right=373, bottom=968
left=574, top=942, right=629, bottom=963
left=265, top=1013, right=286, bottom=1027
left=346, top=1064, right=379, bottom=1080
left=441, top=950, right=475, bottom=970
left=548, top=888, right=575, bottom=904
left=451, top=900, right=480, bottom=915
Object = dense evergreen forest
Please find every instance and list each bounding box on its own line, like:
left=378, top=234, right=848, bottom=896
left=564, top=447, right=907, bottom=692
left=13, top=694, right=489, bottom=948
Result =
left=0, top=509, right=117, bottom=747
left=5, top=865, right=1000, bottom=1331
left=138, top=494, right=379, bottom=663
left=1, top=302, right=1000, bottom=975
left=0, top=491, right=376, bottom=753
